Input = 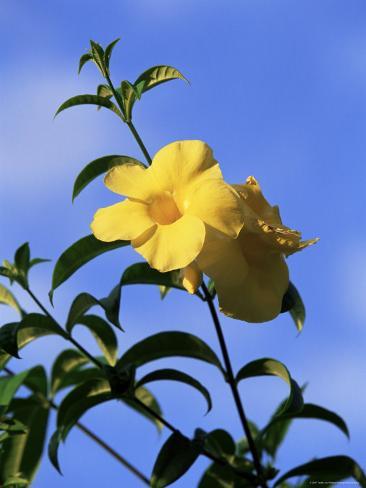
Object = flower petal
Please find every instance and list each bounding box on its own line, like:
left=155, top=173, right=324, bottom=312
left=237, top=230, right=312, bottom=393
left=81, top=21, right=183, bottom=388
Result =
left=104, top=164, right=158, bottom=201
left=151, top=140, right=222, bottom=193
left=196, top=227, right=248, bottom=287
left=132, top=215, right=205, bottom=272
left=216, top=251, right=289, bottom=323
left=181, top=262, right=202, bottom=294
left=185, top=180, right=244, bottom=238
left=91, top=199, right=155, bottom=241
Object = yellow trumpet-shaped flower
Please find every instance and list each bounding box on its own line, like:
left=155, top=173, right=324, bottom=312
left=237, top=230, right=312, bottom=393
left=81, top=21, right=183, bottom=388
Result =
left=195, top=176, right=319, bottom=323
left=91, top=140, right=244, bottom=272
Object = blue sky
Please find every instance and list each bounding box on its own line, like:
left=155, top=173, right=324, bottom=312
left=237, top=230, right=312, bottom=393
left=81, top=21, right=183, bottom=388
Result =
left=1, top=0, right=366, bottom=486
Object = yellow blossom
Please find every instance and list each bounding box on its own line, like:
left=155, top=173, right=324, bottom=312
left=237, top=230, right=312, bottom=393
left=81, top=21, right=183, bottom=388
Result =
left=91, top=140, right=244, bottom=272
left=196, top=176, right=318, bottom=322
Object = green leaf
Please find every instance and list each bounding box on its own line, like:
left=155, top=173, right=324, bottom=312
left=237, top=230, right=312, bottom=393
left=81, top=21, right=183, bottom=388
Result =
left=89, top=40, right=106, bottom=76
left=262, top=403, right=349, bottom=456
left=281, top=282, right=305, bottom=332
left=71, top=315, right=118, bottom=366
left=104, top=38, right=120, bottom=71
left=236, top=422, right=260, bottom=457
left=134, top=65, right=188, bottom=97
left=151, top=432, right=200, bottom=488
left=72, top=155, right=145, bottom=201
left=48, top=430, right=62, bottom=474
left=57, top=378, right=113, bottom=439
left=0, top=367, right=47, bottom=409
left=50, top=234, right=129, bottom=300
left=236, top=358, right=303, bottom=416
left=96, top=84, right=113, bottom=99
left=118, top=331, right=223, bottom=373
left=50, top=349, right=89, bottom=396
left=124, top=386, right=164, bottom=432
left=274, top=456, right=366, bottom=487
left=199, top=462, right=253, bottom=488
left=28, top=258, right=50, bottom=269
left=136, top=368, right=212, bottom=414
left=120, top=80, right=139, bottom=122
left=66, top=292, right=122, bottom=331
left=0, top=284, right=23, bottom=317
left=203, top=429, right=236, bottom=459
left=0, top=397, right=50, bottom=485
left=14, top=244, right=30, bottom=274
left=78, top=52, right=92, bottom=74
left=55, top=94, right=123, bottom=119
left=0, top=314, right=66, bottom=361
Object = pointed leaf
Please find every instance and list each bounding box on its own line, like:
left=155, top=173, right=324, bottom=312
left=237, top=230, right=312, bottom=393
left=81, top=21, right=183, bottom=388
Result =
left=96, top=84, right=113, bottom=98
left=57, top=378, right=112, bottom=439
left=50, top=349, right=89, bottom=396
left=72, top=315, right=118, bottom=366
left=134, top=65, right=188, bottom=96
left=0, top=284, right=23, bottom=317
left=66, top=292, right=122, bottom=331
left=203, top=429, right=236, bottom=459
left=55, top=94, right=123, bottom=119
left=90, top=40, right=106, bottom=76
left=50, top=234, right=129, bottom=299
left=281, top=282, right=305, bottom=332
left=274, top=456, right=366, bottom=487
left=118, top=331, right=223, bottom=373
left=236, top=358, right=303, bottom=416
left=151, top=432, right=200, bottom=488
left=0, top=398, right=50, bottom=485
left=104, top=38, right=120, bottom=70
left=262, top=403, right=349, bottom=456
left=29, top=258, right=50, bottom=269
left=14, top=243, right=30, bottom=274
left=136, top=368, right=212, bottom=414
left=48, top=429, right=62, bottom=474
left=72, top=155, right=145, bottom=201
left=123, top=386, right=163, bottom=431
left=78, top=52, right=92, bottom=74
left=121, top=80, right=138, bottom=122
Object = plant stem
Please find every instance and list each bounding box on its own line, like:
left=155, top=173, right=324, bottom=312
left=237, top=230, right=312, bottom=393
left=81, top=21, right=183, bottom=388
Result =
left=201, top=282, right=267, bottom=488
left=133, top=397, right=257, bottom=483
left=25, top=287, right=103, bottom=370
left=105, top=74, right=152, bottom=166
left=3, top=366, right=149, bottom=486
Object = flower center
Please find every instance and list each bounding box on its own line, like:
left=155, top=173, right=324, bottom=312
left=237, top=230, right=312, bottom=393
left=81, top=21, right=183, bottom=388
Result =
left=149, top=193, right=182, bottom=225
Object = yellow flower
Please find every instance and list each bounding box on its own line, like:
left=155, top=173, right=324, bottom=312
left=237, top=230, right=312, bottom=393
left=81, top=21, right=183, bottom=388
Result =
left=194, top=176, right=318, bottom=323
left=91, top=140, right=244, bottom=272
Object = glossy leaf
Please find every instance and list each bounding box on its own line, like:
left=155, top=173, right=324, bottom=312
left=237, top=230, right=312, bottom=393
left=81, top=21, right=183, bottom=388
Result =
left=118, top=331, right=223, bottom=373
left=48, top=430, right=62, bottom=474
left=29, top=258, right=50, bottom=269
left=0, top=397, right=50, bottom=485
left=274, top=456, right=366, bottom=487
left=121, top=80, right=139, bottom=122
left=55, top=94, right=123, bottom=119
left=72, top=155, right=145, bottom=201
left=57, top=378, right=113, bottom=439
left=124, top=386, right=163, bottom=431
left=204, top=429, right=236, bottom=459
left=136, top=368, right=212, bottom=414
left=262, top=403, right=349, bottom=458
left=50, top=234, right=129, bottom=300
left=0, top=366, right=47, bottom=407
left=199, top=462, right=253, bottom=488
left=78, top=53, right=92, bottom=74
left=104, top=38, right=120, bottom=70
left=0, top=284, right=23, bottom=317
left=96, top=84, right=113, bottom=99
left=72, top=315, right=118, bottom=366
left=236, top=358, right=303, bottom=416
left=14, top=243, right=30, bottom=274
left=50, top=349, right=89, bottom=396
left=151, top=432, right=200, bottom=488
left=281, top=282, right=305, bottom=332
left=0, top=314, right=66, bottom=361
left=89, top=40, right=106, bottom=76
left=134, top=65, right=188, bottom=96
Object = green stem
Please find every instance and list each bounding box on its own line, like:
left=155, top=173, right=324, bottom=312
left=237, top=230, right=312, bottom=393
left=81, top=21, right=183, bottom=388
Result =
left=3, top=366, right=149, bottom=486
left=105, top=74, right=152, bottom=166
left=24, top=287, right=103, bottom=370
left=201, top=282, right=267, bottom=488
